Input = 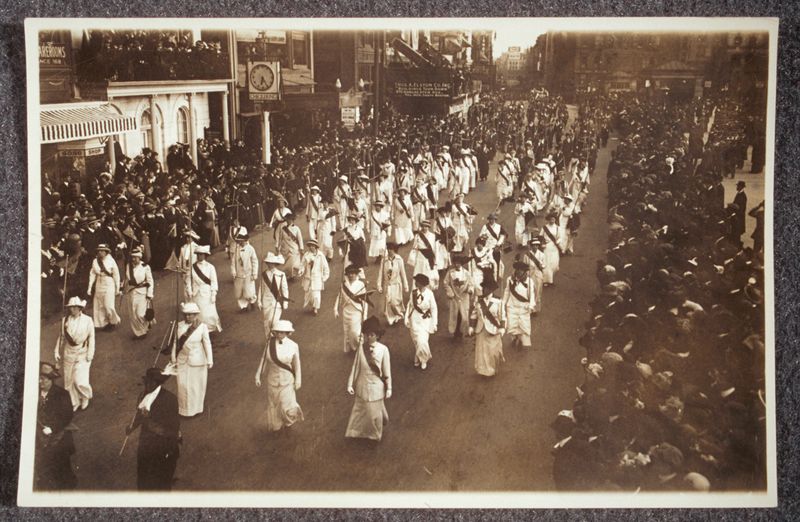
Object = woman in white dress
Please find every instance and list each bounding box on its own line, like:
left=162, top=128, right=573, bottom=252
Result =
left=393, top=188, right=414, bottom=246
left=54, top=297, right=95, bottom=410
left=87, top=244, right=121, bottom=330
left=540, top=212, right=562, bottom=286
left=187, top=246, right=222, bottom=333
left=278, top=212, right=304, bottom=280
left=346, top=316, right=392, bottom=441
left=334, top=265, right=369, bottom=353
left=255, top=320, right=303, bottom=432
left=171, top=302, right=213, bottom=417
left=367, top=200, right=391, bottom=260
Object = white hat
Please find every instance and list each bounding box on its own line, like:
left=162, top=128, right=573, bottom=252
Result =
left=181, top=302, right=201, bottom=314
left=310, top=185, right=321, bottom=192
left=272, top=319, right=294, bottom=333
left=195, top=245, right=211, bottom=255
left=66, top=296, right=87, bottom=308
left=184, top=230, right=200, bottom=240
left=130, top=247, right=143, bottom=257
left=264, top=252, right=285, bottom=264
left=235, top=226, right=248, bottom=236
left=339, top=175, right=348, bottom=183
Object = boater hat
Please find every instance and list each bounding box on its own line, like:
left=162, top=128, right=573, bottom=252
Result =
left=195, top=245, right=211, bottom=255
left=65, top=296, right=87, bottom=308
left=181, top=302, right=201, bottom=315
left=130, top=247, right=143, bottom=258
left=306, top=239, right=318, bottom=248
left=272, top=320, right=295, bottom=333
left=264, top=252, right=285, bottom=264
left=96, top=243, right=111, bottom=252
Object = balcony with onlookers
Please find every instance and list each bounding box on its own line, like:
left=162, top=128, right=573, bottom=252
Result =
left=76, top=30, right=231, bottom=84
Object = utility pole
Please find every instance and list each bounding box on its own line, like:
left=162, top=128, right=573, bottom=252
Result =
left=373, top=30, right=383, bottom=138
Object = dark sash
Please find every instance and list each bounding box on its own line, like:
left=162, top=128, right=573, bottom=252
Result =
left=526, top=251, right=545, bottom=271
left=509, top=278, right=530, bottom=303
left=309, top=196, right=320, bottom=213
left=371, top=212, right=388, bottom=231
left=282, top=226, right=301, bottom=247
left=411, top=290, right=432, bottom=318
left=454, top=203, right=469, bottom=217
left=128, top=264, right=149, bottom=289
left=417, top=233, right=436, bottom=268
left=192, top=263, right=212, bottom=286
left=412, top=188, right=425, bottom=204
left=97, top=259, right=113, bottom=277
left=261, top=271, right=285, bottom=303
left=177, top=322, right=199, bottom=352
left=397, top=197, right=412, bottom=217
left=498, top=167, right=511, bottom=186
left=268, top=337, right=295, bottom=376
left=543, top=225, right=564, bottom=255
left=342, top=282, right=366, bottom=306
left=486, top=224, right=501, bottom=242
left=361, top=342, right=388, bottom=390
left=479, top=298, right=502, bottom=329
left=62, top=317, right=87, bottom=348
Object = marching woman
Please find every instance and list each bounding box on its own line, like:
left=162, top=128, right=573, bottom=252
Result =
left=469, top=280, right=507, bottom=377
left=257, top=253, right=288, bottom=340
left=450, top=192, right=476, bottom=252
left=340, top=213, right=368, bottom=279
left=54, top=297, right=95, bottom=411
left=404, top=273, right=438, bottom=370
left=346, top=316, right=392, bottom=442
left=376, top=241, right=408, bottom=326
left=278, top=212, right=304, bottom=280
left=316, top=203, right=338, bottom=261
left=306, top=185, right=323, bottom=242
left=255, top=320, right=304, bottom=432
left=87, top=243, right=121, bottom=330
left=443, top=254, right=475, bottom=338
left=298, top=239, right=329, bottom=316
left=334, top=265, right=369, bottom=353
left=540, top=212, right=562, bottom=286
left=269, top=196, right=292, bottom=240
left=367, top=199, right=391, bottom=261
left=409, top=220, right=440, bottom=290
left=230, top=227, right=259, bottom=312
left=187, top=245, right=222, bottom=333
left=392, top=187, right=415, bottom=246
left=502, top=261, right=536, bottom=349
left=333, top=175, right=353, bottom=231
left=126, top=247, right=155, bottom=340
left=171, top=302, right=213, bottom=417
left=525, top=238, right=547, bottom=314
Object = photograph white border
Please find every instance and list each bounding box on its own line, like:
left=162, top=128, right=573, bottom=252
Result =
left=21, top=16, right=779, bottom=508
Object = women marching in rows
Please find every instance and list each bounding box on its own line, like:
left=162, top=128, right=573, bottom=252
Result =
left=255, top=320, right=303, bottom=432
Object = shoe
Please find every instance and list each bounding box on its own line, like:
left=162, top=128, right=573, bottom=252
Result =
left=414, top=361, right=420, bottom=367
left=421, top=362, right=427, bottom=370
left=313, top=309, right=319, bottom=316
left=80, top=399, right=89, bottom=410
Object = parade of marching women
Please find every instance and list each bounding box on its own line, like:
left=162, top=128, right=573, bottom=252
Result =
left=30, top=23, right=770, bottom=496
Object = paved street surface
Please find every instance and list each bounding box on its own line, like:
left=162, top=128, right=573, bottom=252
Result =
left=38, top=106, right=614, bottom=492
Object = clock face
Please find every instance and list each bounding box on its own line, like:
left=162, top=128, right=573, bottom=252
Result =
left=249, top=64, right=275, bottom=91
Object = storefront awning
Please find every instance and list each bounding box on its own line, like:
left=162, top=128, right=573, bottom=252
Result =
left=41, top=104, right=138, bottom=144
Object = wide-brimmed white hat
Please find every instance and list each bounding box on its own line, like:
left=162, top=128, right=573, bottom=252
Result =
left=272, top=319, right=294, bottom=333
left=66, top=296, right=87, bottom=308
left=264, top=252, right=285, bottom=264
left=184, top=230, right=200, bottom=240
left=181, top=302, right=201, bottom=314
left=130, top=247, right=143, bottom=257
left=195, top=245, right=211, bottom=255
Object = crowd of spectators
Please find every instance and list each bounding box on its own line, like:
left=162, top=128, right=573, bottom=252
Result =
left=551, top=94, right=766, bottom=492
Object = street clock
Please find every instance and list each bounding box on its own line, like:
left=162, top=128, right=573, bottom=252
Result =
left=247, top=61, right=281, bottom=101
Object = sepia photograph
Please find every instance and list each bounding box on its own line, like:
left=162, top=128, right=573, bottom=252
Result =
left=21, top=17, right=777, bottom=508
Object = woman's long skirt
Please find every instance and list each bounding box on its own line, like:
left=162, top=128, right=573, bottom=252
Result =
left=345, top=398, right=388, bottom=441
left=177, top=363, right=207, bottom=417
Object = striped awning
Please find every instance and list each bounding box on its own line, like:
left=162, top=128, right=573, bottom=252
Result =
left=41, top=104, right=138, bottom=144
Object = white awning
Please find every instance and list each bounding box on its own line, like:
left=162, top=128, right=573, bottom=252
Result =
left=41, top=104, right=138, bottom=144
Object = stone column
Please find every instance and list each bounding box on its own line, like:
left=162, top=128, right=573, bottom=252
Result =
left=188, top=92, right=197, bottom=164
left=149, top=95, right=160, bottom=159
left=222, top=90, right=230, bottom=143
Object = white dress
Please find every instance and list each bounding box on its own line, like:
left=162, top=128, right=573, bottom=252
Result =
left=173, top=321, right=213, bottom=417
left=188, top=261, right=222, bottom=332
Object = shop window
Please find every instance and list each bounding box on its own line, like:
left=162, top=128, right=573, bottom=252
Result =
left=141, top=109, right=152, bottom=150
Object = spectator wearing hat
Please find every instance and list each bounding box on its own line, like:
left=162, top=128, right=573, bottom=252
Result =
left=299, top=240, right=329, bottom=316
left=749, top=201, right=765, bottom=253
left=127, top=247, right=155, bottom=340
left=469, top=279, right=506, bottom=377
left=257, top=252, right=288, bottom=339
left=305, top=185, right=323, bottom=242
left=278, top=212, right=304, bottom=280
left=539, top=213, right=561, bottom=285
left=503, top=261, right=536, bottom=349
left=334, top=264, right=370, bottom=353
left=346, top=316, right=392, bottom=441
left=377, top=241, right=408, bottom=326
left=171, top=301, right=213, bottom=417
left=187, top=245, right=221, bottom=333
left=443, top=254, right=475, bottom=338
left=125, top=367, right=180, bottom=490
left=176, top=230, right=199, bottom=302
left=405, top=273, right=438, bottom=370
left=230, top=227, right=259, bottom=312
left=392, top=187, right=414, bottom=246
left=35, top=362, right=77, bottom=490
left=54, top=296, right=95, bottom=411
left=87, top=243, right=121, bottom=330
left=368, top=199, right=392, bottom=261
left=255, top=319, right=303, bottom=432
left=408, top=219, right=440, bottom=291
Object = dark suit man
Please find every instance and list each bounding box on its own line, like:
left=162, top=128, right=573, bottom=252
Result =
left=733, top=181, right=748, bottom=245
left=126, top=367, right=181, bottom=490
left=36, top=362, right=77, bottom=490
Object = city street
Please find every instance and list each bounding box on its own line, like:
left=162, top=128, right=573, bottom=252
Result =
left=38, top=106, right=612, bottom=492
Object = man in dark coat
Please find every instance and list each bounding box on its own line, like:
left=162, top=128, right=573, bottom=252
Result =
left=126, top=367, right=181, bottom=490
left=732, top=180, right=748, bottom=245
left=35, top=362, right=77, bottom=490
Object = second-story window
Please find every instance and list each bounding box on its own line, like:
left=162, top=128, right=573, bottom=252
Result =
left=292, top=32, right=307, bottom=67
